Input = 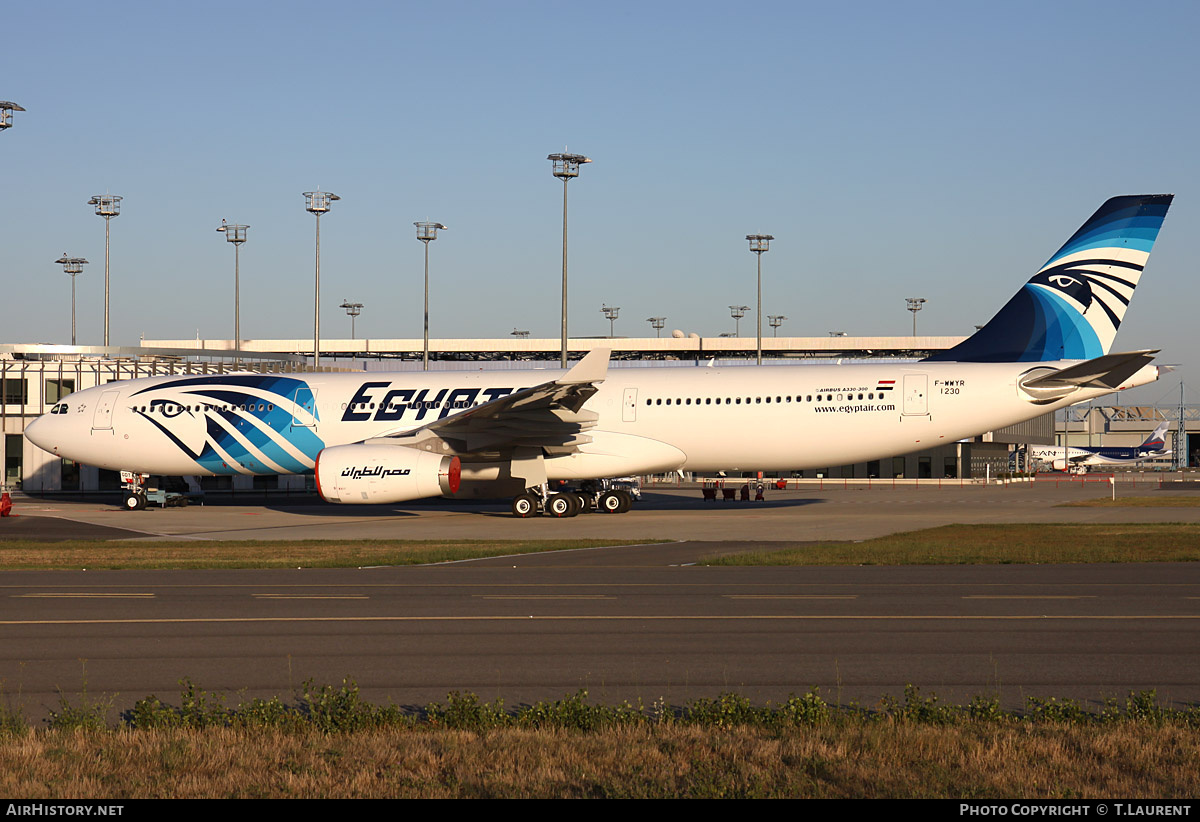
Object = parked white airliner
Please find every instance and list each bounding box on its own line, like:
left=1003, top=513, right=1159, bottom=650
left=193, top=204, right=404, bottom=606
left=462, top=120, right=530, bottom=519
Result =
left=1027, top=421, right=1172, bottom=473
left=24, top=194, right=1174, bottom=516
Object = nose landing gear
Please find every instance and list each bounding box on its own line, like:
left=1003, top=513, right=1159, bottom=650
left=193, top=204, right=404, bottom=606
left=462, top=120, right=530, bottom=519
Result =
left=120, top=471, right=149, bottom=511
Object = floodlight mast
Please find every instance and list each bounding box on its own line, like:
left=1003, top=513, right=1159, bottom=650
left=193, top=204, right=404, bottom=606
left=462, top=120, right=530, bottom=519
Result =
left=746, top=234, right=773, bottom=365
left=0, top=101, right=25, bottom=132
left=216, top=221, right=249, bottom=365
left=768, top=314, right=787, bottom=336
left=906, top=297, right=927, bottom=336
left=340, top=300, right=363, bottom=339
left=729, top=305, right=750, bottom=337
left=304, top=191, right=340, bottom=368
left=414, top=222, right=447, bottom=370
left=548, top=152, right=591, bottom=368
left=56, top=255, right=88, bottom=345
left=87, top=195, right=122, bottom=346
left=601, top=304, right=620, bottom=337
left=647, top=316, right=666, bottom=337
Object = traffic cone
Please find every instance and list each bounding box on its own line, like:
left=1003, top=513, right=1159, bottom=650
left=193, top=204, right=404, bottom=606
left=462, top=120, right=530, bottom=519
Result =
left=0, top=490, right=13, bottom=518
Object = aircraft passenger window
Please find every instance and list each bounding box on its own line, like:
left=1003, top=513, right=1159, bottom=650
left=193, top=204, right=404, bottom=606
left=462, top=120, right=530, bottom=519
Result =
left=268, top=405, right=273, bottom=411
left=735, top=398, right=741, bottom=404
left=341, top=403, right=347, bottom=409
left=646, top=400, right=651, bottom=406
left=666, top=398, right=672, bottom=405
left=786, top=396, right=791, bottom=403
left=827, top=394, right=833, bottom=401
left=837, top=394, right=843, bottom=402
left=706, top=398, right=711, bottom=405
left=816, top=395, right=822, bottom=402
left=764, top=397, right=770, bottom=404
left=686, top=398, right=691, bottom=405
left=776, top=396, right=782, bottom=403
left=656, top=399, right=662, bottom=405
left=756, top=397, right=762, bottom=404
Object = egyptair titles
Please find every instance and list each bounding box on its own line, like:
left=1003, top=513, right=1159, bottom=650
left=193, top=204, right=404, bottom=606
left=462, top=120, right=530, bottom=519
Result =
left=340, top=384, right=522, bottom=423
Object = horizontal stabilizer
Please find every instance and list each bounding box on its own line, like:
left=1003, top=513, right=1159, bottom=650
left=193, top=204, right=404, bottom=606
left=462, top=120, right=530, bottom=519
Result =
left=1020, top=350, right=1158, bottom=390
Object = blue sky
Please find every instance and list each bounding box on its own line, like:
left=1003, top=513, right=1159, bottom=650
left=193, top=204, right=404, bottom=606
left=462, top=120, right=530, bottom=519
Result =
left=3, top=0, right=1197, bottom=403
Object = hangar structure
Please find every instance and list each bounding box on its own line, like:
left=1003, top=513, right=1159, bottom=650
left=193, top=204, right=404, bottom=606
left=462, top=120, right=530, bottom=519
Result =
left=3, top=334, right=1176, bottom=494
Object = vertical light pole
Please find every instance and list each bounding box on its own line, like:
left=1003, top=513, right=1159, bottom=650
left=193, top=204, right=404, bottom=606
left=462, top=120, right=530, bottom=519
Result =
left=548, top=152, right=591, bottom=368
left=601, top=304, right=620, bottom=337
left=414, top=221, right=447, bottom=371
left=340, top=300, right=363, bottom=339
left=87, top=195, right=122, bottom=346
left=768, top=314, right=787, bottom=337
left=56, top=255, right=88, bottom=346
left=729, top=305, right=750, bottom=337
left=303, top=191, right=339, bottom=368
left=0, top=101, right=25, bottom=132
left=216, top=221, right=249, bottom=365
left=746, top=234, right=773, bottom=365
left=906, top=297, right=927, bottom=336
left=647, top=317, right=666, bottom=337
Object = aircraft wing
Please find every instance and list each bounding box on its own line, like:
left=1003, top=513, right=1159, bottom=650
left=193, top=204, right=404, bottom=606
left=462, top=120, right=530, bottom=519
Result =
left=363, top=348, right=610, bottom=459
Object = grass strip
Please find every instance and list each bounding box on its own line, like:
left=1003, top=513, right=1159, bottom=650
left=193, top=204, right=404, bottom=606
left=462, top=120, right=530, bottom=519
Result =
left=1059, top=495, right=1200, bottom=508
left=1, top=684, right=1197, bottom=798
left=704, top=523, right=1200, bottom=565
left=0, top=539, right=665, bottom=570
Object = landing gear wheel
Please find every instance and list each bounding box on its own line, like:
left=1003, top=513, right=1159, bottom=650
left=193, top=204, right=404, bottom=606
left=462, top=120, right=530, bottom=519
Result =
left=124, top=492, right=146, bottom=511
left=574, top=492, right=592, bottom=514
left=615, top=490, right=633, bottom=513
left=598, top=491, right=623, bottom=514
left=512, top=493, right=540, bottom=518
left=546, top=494, right=575, bottom=518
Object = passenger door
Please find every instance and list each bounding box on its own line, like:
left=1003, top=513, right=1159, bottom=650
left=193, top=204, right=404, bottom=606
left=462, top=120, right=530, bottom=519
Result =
left=902, top=374, right=929, bottom=417
left=622, top=388, right=638, bottom=423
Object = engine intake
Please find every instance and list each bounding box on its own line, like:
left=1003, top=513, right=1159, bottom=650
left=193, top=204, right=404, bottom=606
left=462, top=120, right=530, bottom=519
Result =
left=316, top=444, right=460, bottom=504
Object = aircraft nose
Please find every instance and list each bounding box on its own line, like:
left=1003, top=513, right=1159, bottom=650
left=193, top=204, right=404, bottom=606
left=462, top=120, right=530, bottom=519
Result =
left=23, top=414, right=54, bottom=453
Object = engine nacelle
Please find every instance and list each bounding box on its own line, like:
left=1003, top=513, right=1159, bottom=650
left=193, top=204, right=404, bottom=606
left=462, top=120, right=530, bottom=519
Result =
left=316, top=444, right=460, bottom=504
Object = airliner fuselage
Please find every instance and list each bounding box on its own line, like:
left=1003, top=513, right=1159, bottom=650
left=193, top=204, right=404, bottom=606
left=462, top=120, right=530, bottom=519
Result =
left=26, top=358, right=1158, bottom=480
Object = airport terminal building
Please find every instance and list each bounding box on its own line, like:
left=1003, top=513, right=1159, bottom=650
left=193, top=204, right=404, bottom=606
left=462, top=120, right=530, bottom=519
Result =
left=2, top=336, right=1182, bottom=493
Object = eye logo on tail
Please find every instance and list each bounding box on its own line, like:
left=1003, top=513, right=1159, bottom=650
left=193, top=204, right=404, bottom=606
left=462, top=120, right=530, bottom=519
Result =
left=927, top=194, right=1173, bottom=363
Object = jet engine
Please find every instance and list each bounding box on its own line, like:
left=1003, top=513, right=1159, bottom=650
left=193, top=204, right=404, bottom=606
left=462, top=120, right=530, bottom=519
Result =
left=316, top=444, right=460, bottom=504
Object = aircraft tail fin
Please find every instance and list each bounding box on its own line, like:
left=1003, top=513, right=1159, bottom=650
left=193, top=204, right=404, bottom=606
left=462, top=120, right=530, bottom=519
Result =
left=1141, top=421, right=1170, bottom=452
left=925, top=194, right=1173, bottom=363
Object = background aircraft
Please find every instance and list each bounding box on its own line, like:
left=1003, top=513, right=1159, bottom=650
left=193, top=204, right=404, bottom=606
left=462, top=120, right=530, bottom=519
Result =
left=1026, top=421, right=1171, bottom=473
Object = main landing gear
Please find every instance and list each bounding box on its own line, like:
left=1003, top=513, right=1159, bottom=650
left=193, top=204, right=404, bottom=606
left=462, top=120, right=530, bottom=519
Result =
left=510, top=481, right=635, bottom=518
